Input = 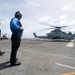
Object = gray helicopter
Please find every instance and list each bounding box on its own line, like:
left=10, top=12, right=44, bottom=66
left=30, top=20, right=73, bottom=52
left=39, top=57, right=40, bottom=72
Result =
left=33, top=24, right=74, bottom=41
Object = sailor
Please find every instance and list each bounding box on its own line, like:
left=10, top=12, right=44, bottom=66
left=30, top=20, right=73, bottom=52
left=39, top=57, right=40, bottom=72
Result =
left=10, top=11, right=24, bottom=66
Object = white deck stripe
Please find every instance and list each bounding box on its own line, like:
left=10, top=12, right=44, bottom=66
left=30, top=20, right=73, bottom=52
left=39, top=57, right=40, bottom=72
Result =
left=66, top=42, right=74, bottom=47
left=55, top=63, right=75, bottom=70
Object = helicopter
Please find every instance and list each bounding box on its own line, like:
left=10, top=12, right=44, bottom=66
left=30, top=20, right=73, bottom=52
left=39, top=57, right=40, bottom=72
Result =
left=33, top=24, right=74, bottom=41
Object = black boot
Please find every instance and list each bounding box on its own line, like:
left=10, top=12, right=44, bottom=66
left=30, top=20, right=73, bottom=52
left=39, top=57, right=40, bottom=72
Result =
left=10, top=61, right=21, bottom=66
left=0, top=51, right=5, bottom=56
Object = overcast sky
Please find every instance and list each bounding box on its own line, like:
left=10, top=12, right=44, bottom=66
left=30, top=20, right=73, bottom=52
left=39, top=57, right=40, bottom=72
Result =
left=0, top=0, right=75, bottom=38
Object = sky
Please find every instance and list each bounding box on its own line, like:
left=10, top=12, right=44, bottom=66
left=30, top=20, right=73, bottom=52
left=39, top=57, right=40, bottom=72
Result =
left=0, top=0, right=75, bottom=38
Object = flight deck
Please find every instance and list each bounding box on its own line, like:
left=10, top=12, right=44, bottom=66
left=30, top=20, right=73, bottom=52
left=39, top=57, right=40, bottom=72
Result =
left=0, top=40, right=75, bottom=75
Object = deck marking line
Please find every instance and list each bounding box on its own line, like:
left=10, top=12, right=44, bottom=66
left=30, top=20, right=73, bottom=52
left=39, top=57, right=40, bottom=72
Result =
left=55, top=63, right=75, bottom=70
left=24, top=49, right=75, bottom=60
left=5, top=49, right=75, bottom=60
left=60, top=72, right=75, bottom=75
left=66, top=42, right=74, bottom=47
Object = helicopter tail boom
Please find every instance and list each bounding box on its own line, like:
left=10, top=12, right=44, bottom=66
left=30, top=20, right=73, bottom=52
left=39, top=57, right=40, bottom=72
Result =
left=33, top=33, right=37, bottom=38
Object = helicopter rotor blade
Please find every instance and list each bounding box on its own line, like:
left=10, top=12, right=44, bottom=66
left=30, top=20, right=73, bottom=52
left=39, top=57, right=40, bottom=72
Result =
left=40, top=28, right=54, bottom=31
left=40, top=22, right=74, bottom=30
left=40, top=22, right=62, bottom=28
left=60, top=26, right=67, bottom=28
left=40, top=22, right=55, bottom=27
